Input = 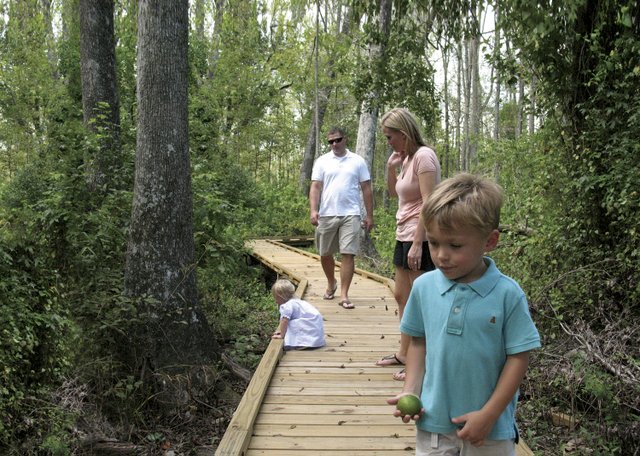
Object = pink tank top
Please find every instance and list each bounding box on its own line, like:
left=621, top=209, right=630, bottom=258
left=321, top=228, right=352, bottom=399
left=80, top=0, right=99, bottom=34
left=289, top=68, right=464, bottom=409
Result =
left=395, top=146, right=441, bottom=241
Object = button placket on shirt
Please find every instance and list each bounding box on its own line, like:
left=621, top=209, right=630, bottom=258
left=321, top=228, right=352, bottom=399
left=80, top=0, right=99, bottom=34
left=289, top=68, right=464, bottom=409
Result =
left=446, top=285, right=470, bottom=335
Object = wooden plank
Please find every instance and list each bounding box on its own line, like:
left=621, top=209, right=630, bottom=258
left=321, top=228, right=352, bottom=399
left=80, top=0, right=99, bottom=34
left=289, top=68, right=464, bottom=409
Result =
left=272, top=370, right=400, bottom=379
left=262, top=395, right=392, bottom=405
left=258, top=404, right=393, bottom=414
left=274, top=366, right=402, bottom=374
left=255, top=413, right=401, bottom=425
left=517, top=439, right=535, bottom=456
left=266, top=386, right=398, bottom=396
left=269, top=379, right=399, bottom=388
left=246, top=450, right=412, bottom=455
left=252, top=424, right=416, bottom=437
left=248, top=436, right=416, bottom=450
left=245, top=442, right=533, bottom=456
left=214, top=340, right=285, bottom=455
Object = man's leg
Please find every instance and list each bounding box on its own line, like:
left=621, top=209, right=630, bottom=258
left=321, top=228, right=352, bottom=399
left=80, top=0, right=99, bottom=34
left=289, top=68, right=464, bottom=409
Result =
left=336, top=216, right=360, bottom=308
left=316, top=217, right=339, bottom=297
left=320, top=254, right=337, bottom=294
left=339, top=253, right=354, bottom=303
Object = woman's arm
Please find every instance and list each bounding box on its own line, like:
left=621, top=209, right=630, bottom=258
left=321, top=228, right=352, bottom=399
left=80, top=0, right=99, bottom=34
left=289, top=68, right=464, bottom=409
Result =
left=413, top=171, right=437, bottom=244
left=386, top=152, right=404, bottom=197
left=407, top=171, right=437, bottom=270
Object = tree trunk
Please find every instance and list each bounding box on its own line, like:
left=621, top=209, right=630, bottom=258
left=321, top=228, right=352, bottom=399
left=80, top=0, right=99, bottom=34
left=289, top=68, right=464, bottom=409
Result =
left=355, top=0, right=391, bottom=171
left=455, top=43, right=462, bottom=172
left=469, top=33, right=481, bottom=164
left=354, top=0, right=391, bottom=258
left=528, top=75, right=536, bottom=134
left=442, top=46, right=451, bottom=178
left=516, top=76, right=524, bottom=138
left=79, top=0, right=121, bottom=193
left=194, top=0, right=205, bottom=40
left=209, top=0, right=226, bottom=79
left=41, top=0, right=58, bottom=79
left=462, top=39, right=471, bottom=171
left=493, top=6, right=501, bottom=141
left=299, top=86, right=330, bottom=195
left=355, top=109, right=377, bottom=173
left=299, top=3, right=352, bottom=196
left=125, top=0, right=217, bottom=408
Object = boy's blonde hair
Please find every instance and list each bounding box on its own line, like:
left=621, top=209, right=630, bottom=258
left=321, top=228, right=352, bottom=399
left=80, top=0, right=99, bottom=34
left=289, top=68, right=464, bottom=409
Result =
left=272, top=278, right=296, bottom=301
left=421, top=173, right=503, bottom=235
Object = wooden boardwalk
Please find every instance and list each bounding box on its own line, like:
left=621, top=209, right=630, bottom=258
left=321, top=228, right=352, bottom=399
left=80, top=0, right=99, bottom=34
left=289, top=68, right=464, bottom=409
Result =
left=215, top=239, right=534, bottom=455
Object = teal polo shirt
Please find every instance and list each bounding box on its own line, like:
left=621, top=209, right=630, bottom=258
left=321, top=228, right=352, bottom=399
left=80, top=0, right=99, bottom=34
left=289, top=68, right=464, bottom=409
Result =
left=400, top=257, right=541, bottom=440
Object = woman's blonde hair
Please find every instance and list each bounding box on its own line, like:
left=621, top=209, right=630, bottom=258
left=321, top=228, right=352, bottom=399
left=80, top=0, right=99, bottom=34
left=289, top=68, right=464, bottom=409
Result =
left=380, top=107, right=428, bottom=154
left=421, top=173, right=503, bottom=235
left=272, top=278, right=296, bottom=301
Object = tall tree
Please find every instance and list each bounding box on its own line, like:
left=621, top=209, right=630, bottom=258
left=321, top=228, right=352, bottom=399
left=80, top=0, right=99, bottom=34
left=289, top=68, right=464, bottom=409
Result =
left=41, top=0, right=58, bottom=78
left=298, top=1, right=350, bottom=195
left=354, top=0, right=391, bottom=173
left=124, top=0, right=216, bottom=401
left=208, top=0, right=225, bottom=79
left=79, top=0, right=121, bottom=192
left=0, top=0, right=57, bottom=175
left=493, top=5, right=501, bottom=141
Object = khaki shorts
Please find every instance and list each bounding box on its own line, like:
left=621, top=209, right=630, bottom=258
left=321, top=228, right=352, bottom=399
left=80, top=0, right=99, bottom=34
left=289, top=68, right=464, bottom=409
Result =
left=416, top=430, right=515, bottom=456
left=315, top=215, right=361, bottom=256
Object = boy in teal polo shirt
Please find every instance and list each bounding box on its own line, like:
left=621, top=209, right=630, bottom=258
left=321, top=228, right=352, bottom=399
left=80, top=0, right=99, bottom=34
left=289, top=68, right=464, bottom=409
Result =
left=388, top=173, right=541, bottom=456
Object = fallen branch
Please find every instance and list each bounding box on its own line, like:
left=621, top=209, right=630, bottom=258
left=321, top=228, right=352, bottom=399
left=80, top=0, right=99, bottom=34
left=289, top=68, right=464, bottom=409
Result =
left=221, top=352, right=252, bottom=383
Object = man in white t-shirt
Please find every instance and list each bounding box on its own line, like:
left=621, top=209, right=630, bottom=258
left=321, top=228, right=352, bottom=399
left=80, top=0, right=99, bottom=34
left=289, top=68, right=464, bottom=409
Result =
left=309, top=127, right=374, bottom=309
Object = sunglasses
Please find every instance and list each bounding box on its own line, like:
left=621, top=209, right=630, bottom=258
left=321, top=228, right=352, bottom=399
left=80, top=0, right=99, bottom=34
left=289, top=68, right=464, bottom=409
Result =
left=328, top=137, right=343, bottom=145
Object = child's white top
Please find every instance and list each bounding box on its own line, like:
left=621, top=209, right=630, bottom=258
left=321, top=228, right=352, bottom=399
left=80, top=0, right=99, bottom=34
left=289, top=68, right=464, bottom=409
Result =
left=279, top=298, right=325, bottom=349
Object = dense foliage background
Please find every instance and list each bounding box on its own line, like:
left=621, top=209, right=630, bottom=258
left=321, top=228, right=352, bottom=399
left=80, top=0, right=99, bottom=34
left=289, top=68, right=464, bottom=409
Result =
left=0, top=0, right=638, bottom=454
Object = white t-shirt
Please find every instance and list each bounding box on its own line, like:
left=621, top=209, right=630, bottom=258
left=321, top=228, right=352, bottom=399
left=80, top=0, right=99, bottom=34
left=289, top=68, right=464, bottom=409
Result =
left=311, top=150, right=371, bottom=217
left=279, top=298, right=325, bottom=349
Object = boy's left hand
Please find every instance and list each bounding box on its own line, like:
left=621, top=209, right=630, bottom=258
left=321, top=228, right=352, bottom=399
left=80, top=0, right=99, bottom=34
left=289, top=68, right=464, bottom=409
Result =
left=451, top=410, right=494, bottom=447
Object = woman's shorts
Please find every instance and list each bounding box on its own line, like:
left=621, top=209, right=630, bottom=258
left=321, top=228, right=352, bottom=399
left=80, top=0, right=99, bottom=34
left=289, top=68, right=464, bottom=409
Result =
left=393, top=240, right=435, bottom=271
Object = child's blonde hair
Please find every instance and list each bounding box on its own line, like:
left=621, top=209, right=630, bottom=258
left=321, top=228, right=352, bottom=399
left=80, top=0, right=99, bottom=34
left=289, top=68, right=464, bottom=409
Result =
left=272, top=278, right=296, bottom=302
left=421, top=173, right=503, bottom=235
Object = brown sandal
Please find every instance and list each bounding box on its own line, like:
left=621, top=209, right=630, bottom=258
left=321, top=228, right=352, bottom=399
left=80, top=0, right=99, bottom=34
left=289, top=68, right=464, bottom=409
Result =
left=323, top=282, right=338, bottom=300
left=376, top=353, right=403, bottom=366
left=393, top=368, right=406, bottom=381
left=338, top=299, right=354, bottom=309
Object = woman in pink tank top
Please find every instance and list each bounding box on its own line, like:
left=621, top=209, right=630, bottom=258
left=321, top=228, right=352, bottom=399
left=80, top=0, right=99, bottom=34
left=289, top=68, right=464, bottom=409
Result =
left=376, top=108, right=441, bottom=381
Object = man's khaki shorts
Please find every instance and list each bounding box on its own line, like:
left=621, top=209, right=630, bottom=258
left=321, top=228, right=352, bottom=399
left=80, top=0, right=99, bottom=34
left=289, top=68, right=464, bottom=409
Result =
left=315, top=215, right=361, bottom=256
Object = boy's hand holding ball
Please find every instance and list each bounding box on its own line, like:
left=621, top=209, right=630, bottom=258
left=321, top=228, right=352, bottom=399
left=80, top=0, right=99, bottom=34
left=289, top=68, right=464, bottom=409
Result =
left=387, top=393, right=424, bottom=422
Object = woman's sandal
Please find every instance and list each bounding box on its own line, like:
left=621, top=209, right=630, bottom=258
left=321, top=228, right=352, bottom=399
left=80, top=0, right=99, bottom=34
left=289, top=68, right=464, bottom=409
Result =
left=393, top=368, right=406, bottom=381
left=338, top=299, right=354, bottom=309
left=376, top=353, right=404, bottom=366
left=323, top=282, right=338, bottom=300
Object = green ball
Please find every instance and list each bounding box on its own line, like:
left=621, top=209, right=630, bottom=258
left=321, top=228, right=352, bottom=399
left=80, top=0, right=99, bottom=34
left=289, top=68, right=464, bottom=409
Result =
left=397, top=394, right=422, bottom=416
